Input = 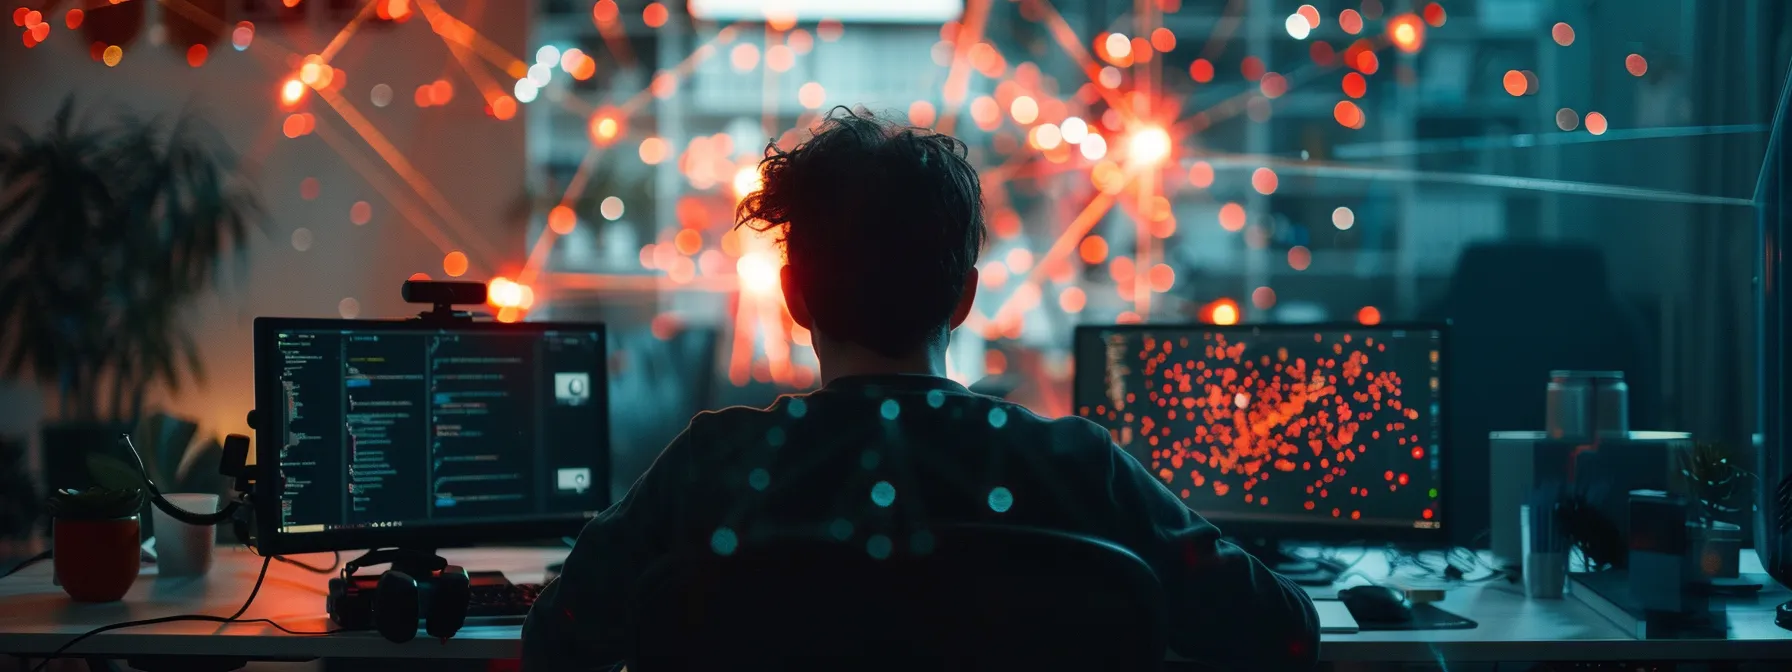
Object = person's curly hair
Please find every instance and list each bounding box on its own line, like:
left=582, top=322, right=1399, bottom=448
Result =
left=736, top=107, right=986, bottom=358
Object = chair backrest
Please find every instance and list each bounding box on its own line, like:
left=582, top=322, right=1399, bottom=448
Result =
left=626, top=523, right=1168, bottom=672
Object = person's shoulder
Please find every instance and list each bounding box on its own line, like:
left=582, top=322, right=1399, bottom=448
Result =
left=675, top=395, right=809, bottom=454
left=971, top=396, right=1117, bottom=455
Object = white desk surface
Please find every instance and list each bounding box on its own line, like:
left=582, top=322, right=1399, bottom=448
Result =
left=4, top=546, right=1792, bottom=663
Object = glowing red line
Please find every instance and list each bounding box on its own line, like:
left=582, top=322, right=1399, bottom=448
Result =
left=1198, top=0, right=1247, bottom=60
left=756, top=287, right=793, bottom=384
left=159, top=0, right=297, bottom=60
left=414, top=0, right=528, bottom=78
left=1177, top=38, right=1393, bottom=137
left=1133, top=176, right=1154, bottom=315
left=319, top=0, right=379, bottom=63
left=516, top=229, right=558, bottom=288
left=1033, top=0, right=1135, bottom=121
left=1202, top=153, right=1756, bottom=207
left=315, top=88, right=502, bottom=266
left=312, top=118, right=465, bottom=262
left=438, top=29, right=509, bottom=106
left=617, top=26, right=736, bottom=116
left=592, top=7, right=638, bottom=69
left=728, top=293, right=755, bottom=386
left=992, top=188, right=1120, bottom=322
left=937, top=0, right=992, bottom=134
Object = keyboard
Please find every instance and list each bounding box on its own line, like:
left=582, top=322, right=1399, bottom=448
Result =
left=466, top=581, right=545, bottom=617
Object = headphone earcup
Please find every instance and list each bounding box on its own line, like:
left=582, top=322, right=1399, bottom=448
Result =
left=424, top=565, right=471, bottom=639
left=374, top=570, right=420, bottom=643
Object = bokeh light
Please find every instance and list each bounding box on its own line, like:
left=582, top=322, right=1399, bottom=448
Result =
left=1555, top=108, right=1580, bottom=131
left=1252, top=168, right=1279, bottom=195
left=1210, top=300, right=1239, bottom=325
left=1586, top=111, right=1609, bottom=136
left=1552, top=22, right=1575, bottom=46
left=1079, top=236, right=1109, bottom=264
left=1126, top=126, right=1171, bottom=166
left=1285, top=14, right=1311, bottom=40
left=548, top=205, right=577, bottom=235
left=1288, top=246, right=1312, bottom=271
left=443, top=251, right=469, bottom=277
left=1502, top=70, right=1528, bottom=96
left=1252, top=286, right=1277, bottom=310
left=1188, top=161, right=1214, bottom=188
left=1387, top=14, right=1425, bottom=53
left=798, top=82, right=826, bottom=109
left=350, top=201, right=372, bottom=225
left=1219, top=203, right=1246, bottom=232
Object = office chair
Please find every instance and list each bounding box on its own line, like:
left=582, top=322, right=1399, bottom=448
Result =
left=626, top=523, right=1169, bottom=672
left=1421, top=241, right=1651, bottom=547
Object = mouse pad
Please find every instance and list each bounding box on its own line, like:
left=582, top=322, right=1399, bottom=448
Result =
left=1353, top=603, right=1477, bottom=631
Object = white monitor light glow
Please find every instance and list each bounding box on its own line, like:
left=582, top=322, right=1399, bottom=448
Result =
left=687, top=0, right=965, bottom=23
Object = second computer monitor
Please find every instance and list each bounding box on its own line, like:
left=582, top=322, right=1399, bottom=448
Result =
left=1073, top=323, right=1446, bottom=542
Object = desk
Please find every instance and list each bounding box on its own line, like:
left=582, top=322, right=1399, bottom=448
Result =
left=0, top=546, right=544, bottom=661
left=4, top=546, right=1792, bottom=665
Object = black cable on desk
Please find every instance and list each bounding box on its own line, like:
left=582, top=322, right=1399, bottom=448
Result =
left=0, top=549, right=52, bottom=580
left=276, top=551, right=341, bottom=575
left=28, top=556, right=339, bottom=672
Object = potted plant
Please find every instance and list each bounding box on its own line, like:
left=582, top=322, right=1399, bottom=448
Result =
left=47, top=487, right=146, bottom=602
left=0, top=98, right=259, bottom=506
left=1680, top=441, right=1750, bottom=578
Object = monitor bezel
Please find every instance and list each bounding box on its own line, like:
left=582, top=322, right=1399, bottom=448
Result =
left=252, top=316, right=610, bottom=556
left=1071, top=321, right=1451, bottom=545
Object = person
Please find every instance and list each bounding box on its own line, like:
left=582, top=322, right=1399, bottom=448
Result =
left=522, top=107, right=1320, bottom=671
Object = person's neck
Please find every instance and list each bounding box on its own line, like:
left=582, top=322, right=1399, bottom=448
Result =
left=815, top=336, right=948, bottom=385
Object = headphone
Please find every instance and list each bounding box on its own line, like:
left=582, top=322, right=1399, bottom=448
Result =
left=331, top=551, right=473, bottom=643
left=372, top=564, right=471, bottom=643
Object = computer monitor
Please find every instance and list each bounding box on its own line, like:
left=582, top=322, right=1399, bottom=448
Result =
left=252, top=318, right=610, bottom=556
left=1072, top=322, right=1447, bottom=545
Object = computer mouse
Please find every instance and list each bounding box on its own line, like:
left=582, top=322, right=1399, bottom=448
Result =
left=1339, top=585, right=1413, bottom=623
left=1776, top=600, right=1792, bottom=630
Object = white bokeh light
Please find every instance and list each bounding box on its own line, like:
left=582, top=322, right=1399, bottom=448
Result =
left=535, top=45, right=561, bottom=66
left=1285, top=14, right=1312, bottom=39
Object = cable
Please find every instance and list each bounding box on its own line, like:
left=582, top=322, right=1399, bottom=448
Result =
left=28, top=556, right=339, bottom=671
left=1, top=550, right=51, bottom=580
left=276, top=552, right=341, bottom=575
left=118, top=434, right=241, bottom=527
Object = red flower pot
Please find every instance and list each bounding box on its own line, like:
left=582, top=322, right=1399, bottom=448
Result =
left=54, top=516, right=141, bottom=603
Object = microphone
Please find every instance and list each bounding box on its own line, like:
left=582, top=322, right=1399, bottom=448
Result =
left=117, top=434, right=245, bottom=527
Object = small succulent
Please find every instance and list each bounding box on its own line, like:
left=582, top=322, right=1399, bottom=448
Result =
left=1680, top=441, right=1751, bottom=524
left=47, top=488, right=145, bottom=521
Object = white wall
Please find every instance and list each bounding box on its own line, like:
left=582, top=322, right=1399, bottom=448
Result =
left=0, top=1, right=530, bottom=468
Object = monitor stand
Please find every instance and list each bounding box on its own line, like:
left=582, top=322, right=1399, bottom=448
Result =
left=1235, top=538, right=1346, bottom=586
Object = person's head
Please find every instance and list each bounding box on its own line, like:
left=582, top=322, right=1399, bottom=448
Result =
left=737, top=107, right=985, bottom=369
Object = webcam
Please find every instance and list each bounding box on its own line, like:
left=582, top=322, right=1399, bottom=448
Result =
left=402, top=280, right=486, bottom=307
left=403, top=280, right=487, bottom=323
